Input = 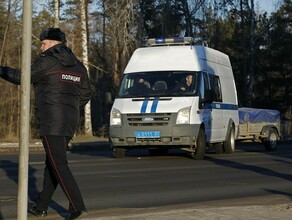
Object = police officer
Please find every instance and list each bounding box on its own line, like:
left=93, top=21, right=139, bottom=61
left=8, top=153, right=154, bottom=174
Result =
left=0, top=28, right=92, bottom=220
left=175, top=74, right=194, bottom=92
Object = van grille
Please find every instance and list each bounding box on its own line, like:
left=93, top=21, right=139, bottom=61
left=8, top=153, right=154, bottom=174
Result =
left=126, top=113, right=171, bottom=126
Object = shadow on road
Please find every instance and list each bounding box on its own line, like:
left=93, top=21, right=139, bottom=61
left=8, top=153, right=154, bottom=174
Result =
left=0, top=160, right=68, bottom=218
left=206, top=152, right=292, bottom=201
left=263, top=189, right=292, bottom=198
left=206, top=155, right=292, bottom=181
left=69, top=141, right=113, bottom=157
left=0, top=160, right=38, bottom=200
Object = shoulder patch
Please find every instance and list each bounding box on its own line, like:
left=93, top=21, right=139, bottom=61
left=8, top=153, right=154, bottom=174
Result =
left=60, top=72, right=81, bottom=84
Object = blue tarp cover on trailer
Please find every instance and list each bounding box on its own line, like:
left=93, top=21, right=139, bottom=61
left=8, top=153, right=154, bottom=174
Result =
left=239, top=108, right=280, bottom=123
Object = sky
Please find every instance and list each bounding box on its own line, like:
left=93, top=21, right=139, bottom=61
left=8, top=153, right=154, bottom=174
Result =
left=256, top=0, right=282, bottom=14
left=32, top=0, right=282, bottom=15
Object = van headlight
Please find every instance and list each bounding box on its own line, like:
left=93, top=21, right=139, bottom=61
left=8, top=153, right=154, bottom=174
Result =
left=111, top=108, right=122, bottom=125
left=176, top=107, right=191, bottom=124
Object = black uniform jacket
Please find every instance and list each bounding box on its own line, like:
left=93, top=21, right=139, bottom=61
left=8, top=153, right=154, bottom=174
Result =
left=0, top=44, right=92, bottom=137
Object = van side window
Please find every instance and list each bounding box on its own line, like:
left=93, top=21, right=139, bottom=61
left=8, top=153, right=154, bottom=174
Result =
left=210, top=75, right=222, bottom=102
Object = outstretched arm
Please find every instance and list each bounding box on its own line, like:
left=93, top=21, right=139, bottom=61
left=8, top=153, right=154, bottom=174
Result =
left=0, top=66, right=21, bottom=85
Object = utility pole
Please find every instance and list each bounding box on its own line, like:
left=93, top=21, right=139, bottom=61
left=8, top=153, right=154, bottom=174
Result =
left=17, top=0, right=32, bottom=219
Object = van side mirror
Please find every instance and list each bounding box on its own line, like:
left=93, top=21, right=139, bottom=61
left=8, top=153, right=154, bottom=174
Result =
left=203, top=90, right=214, bottom=104
left=105, top=92, right=113, bottom=104
left=199, top=90, right=214, bottom=109
left=205, top=90, right=214, bottom=103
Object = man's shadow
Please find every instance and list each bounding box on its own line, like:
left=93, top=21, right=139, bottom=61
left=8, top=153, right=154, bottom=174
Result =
left=0, top=160, right=67, bottom=217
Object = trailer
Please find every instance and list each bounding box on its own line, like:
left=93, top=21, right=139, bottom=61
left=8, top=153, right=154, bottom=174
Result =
left=237, top=108, right=281, bottom=151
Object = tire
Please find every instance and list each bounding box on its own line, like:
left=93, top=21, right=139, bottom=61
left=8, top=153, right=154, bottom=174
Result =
left=191, top=127, right=206, bottom=160
left=264, top=128, right=278, bottom=151
left=215, top=143, right=224, bottom=154
left=113, top=147, right=126, bottom=158
left=149, top=148, right=168, bottom=156
left=223, top=126, right=235, bottom=154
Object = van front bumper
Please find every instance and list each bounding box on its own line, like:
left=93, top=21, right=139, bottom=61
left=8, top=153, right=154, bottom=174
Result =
left=109, top=124, right=201, bottom=148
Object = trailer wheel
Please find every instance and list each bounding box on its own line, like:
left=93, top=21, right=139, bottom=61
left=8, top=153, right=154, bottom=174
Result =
left=264, top=128, right=278, bottom=151
left=224, top=126, right=235, bottom=154
left=113, top=147, right=126, bottom=158
left=191, top=127, right=206, bottom=160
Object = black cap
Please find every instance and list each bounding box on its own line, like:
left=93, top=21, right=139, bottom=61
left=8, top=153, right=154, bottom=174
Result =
left=40, top=27, right=66, bottom=43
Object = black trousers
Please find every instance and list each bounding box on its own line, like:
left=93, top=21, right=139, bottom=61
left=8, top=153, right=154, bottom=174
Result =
left=35, top=135, right=86, bottom=212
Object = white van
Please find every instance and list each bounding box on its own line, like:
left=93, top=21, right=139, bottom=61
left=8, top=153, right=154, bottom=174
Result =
left=109, top=37, right=239, bottom=159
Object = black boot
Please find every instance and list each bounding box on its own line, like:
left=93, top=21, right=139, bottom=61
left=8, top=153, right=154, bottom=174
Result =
left=28, top=203, right=47, bottom=217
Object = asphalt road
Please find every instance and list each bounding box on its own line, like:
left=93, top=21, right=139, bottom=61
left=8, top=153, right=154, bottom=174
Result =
left=0, top=140, right=292, bottom=219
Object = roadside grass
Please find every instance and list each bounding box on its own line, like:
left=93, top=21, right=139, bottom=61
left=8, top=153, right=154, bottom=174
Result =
left=71, top=135, right=109, bottom=143
left=0, top=135, right=109, bottom=144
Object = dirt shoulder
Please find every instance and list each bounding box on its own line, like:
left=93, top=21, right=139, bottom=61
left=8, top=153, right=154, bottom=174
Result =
left=87, top=195, right=292, bottom=220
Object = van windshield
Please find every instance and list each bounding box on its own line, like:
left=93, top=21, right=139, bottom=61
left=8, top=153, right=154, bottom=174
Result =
left=117, top=71, right=199, bottom=98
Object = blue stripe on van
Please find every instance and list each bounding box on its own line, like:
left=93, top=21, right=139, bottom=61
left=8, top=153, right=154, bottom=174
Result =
left=210, top=103, right=238, bottom=110
left=150, top=97, right=159, bottom=113
left=141, top=99, right=148, bottom=113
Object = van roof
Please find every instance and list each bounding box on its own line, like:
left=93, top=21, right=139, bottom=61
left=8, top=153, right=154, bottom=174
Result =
left=124, top=45, right=231, bottom=74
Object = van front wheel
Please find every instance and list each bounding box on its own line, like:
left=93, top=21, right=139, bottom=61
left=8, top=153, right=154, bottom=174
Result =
left=191, top=128, right=206, bottom=160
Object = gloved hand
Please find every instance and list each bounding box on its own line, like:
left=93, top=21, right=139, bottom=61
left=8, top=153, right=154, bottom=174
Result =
left=0, top=66, right=8, bottom=78
left=0, top=66, right=21, bottom=85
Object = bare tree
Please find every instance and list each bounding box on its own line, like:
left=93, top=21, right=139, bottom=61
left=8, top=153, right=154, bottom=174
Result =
left=54, top=0, right=59, bottom=27
left=0, top=0, right=22, bottom=140
left=104, top=0, right=137, bottom=88
left=0, top=0, right=12, bottom=64
left=240, top=0, right=248, bottom=106
left=181, top=0, right=193, bottom=37
left=81, top=0, right=92, bottom=135
left=186, top=0, right=207, bottom=38
left=246, top=0, right=255, bottom=107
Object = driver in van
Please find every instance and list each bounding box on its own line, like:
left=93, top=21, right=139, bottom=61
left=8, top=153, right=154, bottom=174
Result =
left=174, top=74, right=193, bottom=92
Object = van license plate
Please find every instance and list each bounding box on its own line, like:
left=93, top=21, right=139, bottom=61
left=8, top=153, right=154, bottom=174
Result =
left=135, top=131, right=160, bottom=138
